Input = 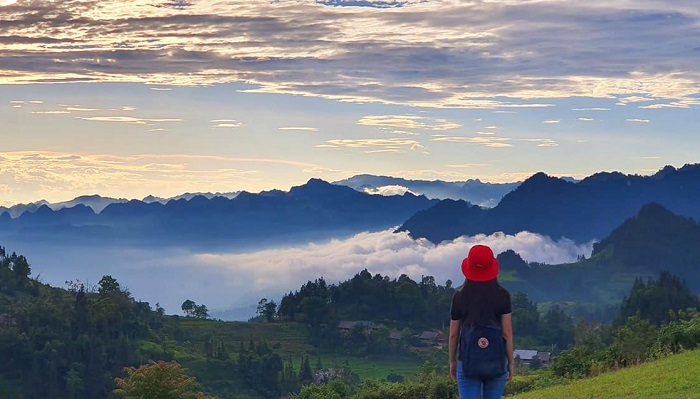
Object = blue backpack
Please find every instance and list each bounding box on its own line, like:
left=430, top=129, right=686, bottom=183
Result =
left=459, top=324, right=506, bottom=380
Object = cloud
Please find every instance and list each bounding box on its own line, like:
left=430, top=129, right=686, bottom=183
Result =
left=362, top=185, right=415, bottom=196
left=12, top=228, right=593, bottom=319
left=445, top=163, right=490, bottom=168
left=637, top=98, right=700, bottom=109
left=319, top=138, right=424, bottom=153
left=542, top=120, right=560, bottom=124
left=188, top=229, right=594, bottom=312
left=520, top=138, right=558, bottom=147
left=77, top=116, right=183, bottom=124
left=432, top=135, right=512, bottom=148
left=577, top=118, right=594, bottom=121
left=211, top=119, right=243, bottom=128
left=626, top=118, right=650, bottom=123
left=0, top=150, right=323, bottom=203
left=616, top=96, right=656, bottom=105
left=358, top=115, right=461, bottom=131
left=279, top=127, right=318, bottom=132
left=571, top=108, right=610, bottom=111
left=3, top=1, right=699, bottom=107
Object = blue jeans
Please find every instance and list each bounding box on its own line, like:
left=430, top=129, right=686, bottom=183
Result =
left=456, top=361, right=507, bottom=399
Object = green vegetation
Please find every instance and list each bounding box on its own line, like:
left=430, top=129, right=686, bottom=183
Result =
left=3, top=234, right=700, bottom=399
left=512, top=348, right=700, bottom=399
left=114, top=360, right=216, bottom=399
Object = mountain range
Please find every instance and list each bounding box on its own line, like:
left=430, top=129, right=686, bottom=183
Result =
left=0, top=179, right=438, bottom=250
left=333, top=174, right=521, bottom=207
left=399, top=164, right=700, bottom=243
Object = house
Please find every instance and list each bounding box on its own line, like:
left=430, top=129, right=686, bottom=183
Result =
left=416, top=331, right=439, bottom=346
left=514, top=349, right=552, bottom=367
left=436, top=331, right=447, bottom=344
left=388, top=331, right=404, bottom=341
left=337, top=320, right=375, bottom=331
left=513, top=349, right=538, bottom=363
left=536, top=351, right=552, bottom=366
left=313, top=368, right=340, bottom=384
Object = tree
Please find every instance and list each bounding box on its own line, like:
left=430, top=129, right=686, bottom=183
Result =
left=181, top=299, right=196, bottom=317
left=10, top=253, right=31, bottom=281
left=264, top=300, right=277, bottom=322
left=98, top=275, right=121, bottom=295
left=193, top=304, right=209, bottom=319
left=617, top=272, right=700, bottom=325
left=257, top=298, right=268, bottom=319
left=113, top=360, right=217, bottom=399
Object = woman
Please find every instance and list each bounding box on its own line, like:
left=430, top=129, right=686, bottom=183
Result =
left=449, top=244, right=514, bottom=399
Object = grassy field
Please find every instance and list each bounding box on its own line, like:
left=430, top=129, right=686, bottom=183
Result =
left=511, top=349, right=700, bottom=399
left=168, top=318, right=427, bottom=381
left=176, top=318, right=316, bottom=356
left=317, top=356, right=423, bottom=380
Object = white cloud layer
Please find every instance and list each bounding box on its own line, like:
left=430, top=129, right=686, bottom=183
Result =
left=15, top=229, right=594, bottom=319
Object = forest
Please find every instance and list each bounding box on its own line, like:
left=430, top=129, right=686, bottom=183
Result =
left=2, top=243, right=700, bottom=398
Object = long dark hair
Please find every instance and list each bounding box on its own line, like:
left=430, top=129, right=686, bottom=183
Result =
left=456, top=278, right=504, bottom=327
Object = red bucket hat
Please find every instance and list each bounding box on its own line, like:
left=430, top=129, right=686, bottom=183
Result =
left=461, top=244, right=499, bottom=281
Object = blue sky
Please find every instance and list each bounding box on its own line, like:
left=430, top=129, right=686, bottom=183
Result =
left=2, top=0, right=700, bottom=205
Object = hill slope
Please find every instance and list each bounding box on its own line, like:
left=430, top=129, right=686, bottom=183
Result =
left=512, top=349, right=700, bottom=399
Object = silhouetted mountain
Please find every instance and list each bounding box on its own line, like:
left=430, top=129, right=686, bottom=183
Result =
left=49, top=194, right=128, bottom=213
left=400, top=164, right=700, bottom=243
left=0, top=200, right=50, bottom=218
left=0, top=179, right=438, bottom=250
left=142, top=191, right=240, bottom=204
left=590, top=202, right=700, bottom=273
left=0, top=193, right=240, bottom=218
left=333, top=174, right=520, bottom=207
left=496, top=202, right=700, bottom=304
left=393, top=200, right=486, bottom=244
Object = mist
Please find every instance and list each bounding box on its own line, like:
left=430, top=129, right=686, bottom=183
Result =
left=10, top=230, right=593, bottom=320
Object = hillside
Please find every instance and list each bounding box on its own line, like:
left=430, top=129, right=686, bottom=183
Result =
left=400, top=163, right=700, bottom=243
left=512, top=349, right=700, bottom=399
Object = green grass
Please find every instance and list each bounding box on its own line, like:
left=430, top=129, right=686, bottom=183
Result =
left=511, top=349, right=700, bottom=399
left=317, top=356, right=423, bottom=380
left=176, top=318, right=316, bottom=356
left=171, top=318, right=426, bottom=381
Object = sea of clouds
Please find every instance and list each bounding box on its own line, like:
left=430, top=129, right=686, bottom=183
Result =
left=17, top=229, right=593, bottom=320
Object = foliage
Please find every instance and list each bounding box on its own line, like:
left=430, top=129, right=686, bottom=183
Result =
left=113, top=360, right=217, bottom=399
left=616, top=271, right=700, bottom=325
left=182, top=299, right=210, bottom=319
left=0, top=245, right=167, bottom=398
left=294, top=373, right=458, bottom=399
left=512, top=348, right=700, bottom=399
left=551, top=273, right=700, bottom=379
left=278, top=271, right=454, bottom=330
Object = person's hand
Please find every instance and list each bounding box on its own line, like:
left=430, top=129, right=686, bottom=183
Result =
left=507, top=363, right=514, bottom=381
left=449, top=360, right=457, bottom=381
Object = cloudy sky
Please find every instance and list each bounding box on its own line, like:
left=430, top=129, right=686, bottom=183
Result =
left=2, top=0, right=700, bottom=206
left=2, top=1, right=700, bottom=316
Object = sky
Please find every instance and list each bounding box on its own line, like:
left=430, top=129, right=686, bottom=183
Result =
left=2, top=0, right=700, bottom=316
left=2, top=0, right=700, bottom=206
